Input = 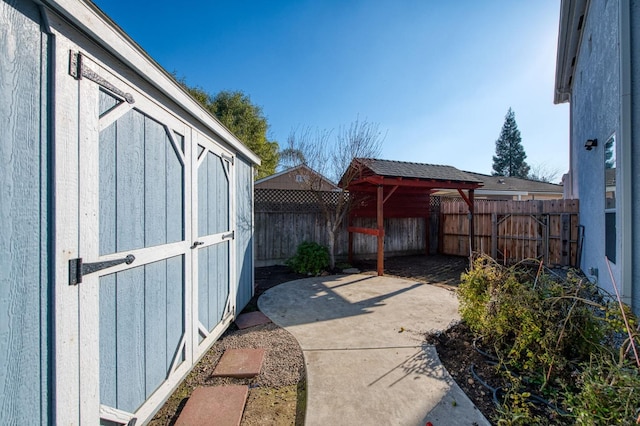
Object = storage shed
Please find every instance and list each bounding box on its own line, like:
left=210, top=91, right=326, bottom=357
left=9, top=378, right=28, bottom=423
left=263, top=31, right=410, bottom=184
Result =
left=1, top=0, right=260, bottom=424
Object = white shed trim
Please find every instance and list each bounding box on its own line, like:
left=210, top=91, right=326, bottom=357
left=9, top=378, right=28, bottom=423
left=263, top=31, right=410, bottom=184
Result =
left=42, top=0, right=261, bottom=165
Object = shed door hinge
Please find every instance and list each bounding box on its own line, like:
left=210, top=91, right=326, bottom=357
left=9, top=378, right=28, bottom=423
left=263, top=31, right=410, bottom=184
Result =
left=69, top=51, right=135, bottom=104
left=69, top=254, right=135, bottom=285
left=221, top=154, right=234, bottom=165
left=222, top=231, right=235, bottom=240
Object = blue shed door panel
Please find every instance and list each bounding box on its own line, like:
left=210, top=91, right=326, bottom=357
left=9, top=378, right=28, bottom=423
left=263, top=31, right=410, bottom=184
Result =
left=99, top=256, right=185, bottom=413
left=96, top=93, right=187, bottom=415
left=196, top=147, right=232, bottom=337
left=0, top=0, right=51, bottom=424
left=197, top=149, right=230, bottom=237
left=235, top=158, right=254, bottom=310
left=198, top=242, right=230, bottom=333
left=99, top=102, right=184, bottom=255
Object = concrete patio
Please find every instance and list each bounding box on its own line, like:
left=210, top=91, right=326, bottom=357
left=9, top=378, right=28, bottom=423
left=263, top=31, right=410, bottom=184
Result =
left=258, top=273, right=491, bottom=426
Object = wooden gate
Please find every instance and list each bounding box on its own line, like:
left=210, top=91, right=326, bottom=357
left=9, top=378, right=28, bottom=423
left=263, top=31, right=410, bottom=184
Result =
left=440, top=199, right=580, bottom=266
left=494, top=213, right=550, bottom=264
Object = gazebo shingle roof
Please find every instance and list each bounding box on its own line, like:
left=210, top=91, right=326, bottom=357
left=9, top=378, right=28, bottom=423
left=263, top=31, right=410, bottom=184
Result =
left=355, top=158, right=483, bottom=183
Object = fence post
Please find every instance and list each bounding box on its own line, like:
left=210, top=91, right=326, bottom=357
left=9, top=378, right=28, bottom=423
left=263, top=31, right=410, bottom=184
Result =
left=544, top=214, right=550, bottom=265
left=491, top=212, right=497, bottom=259
left=561, top=213, right=570, bottom=266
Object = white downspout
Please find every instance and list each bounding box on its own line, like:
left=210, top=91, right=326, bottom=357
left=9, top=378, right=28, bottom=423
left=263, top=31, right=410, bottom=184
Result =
left=619, top=0, right=633, bottom=305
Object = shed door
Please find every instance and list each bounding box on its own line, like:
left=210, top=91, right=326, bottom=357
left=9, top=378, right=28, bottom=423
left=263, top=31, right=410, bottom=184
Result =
left=75, top=53, right=236, bottom=424
left=70, top=57, right=228, bottom=425
left=95, top=92, right=190, bottom=421
left=193, top=138, right=235, bottom=357
left=75, top=54, right=195, bottom=424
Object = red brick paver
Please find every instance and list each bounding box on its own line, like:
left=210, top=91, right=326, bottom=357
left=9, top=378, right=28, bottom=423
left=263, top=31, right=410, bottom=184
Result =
left=175, top=385, right=248, bottom=426
left=212, top=348, right=265, bottom=378
left=235, top=311, right=272, bottom=329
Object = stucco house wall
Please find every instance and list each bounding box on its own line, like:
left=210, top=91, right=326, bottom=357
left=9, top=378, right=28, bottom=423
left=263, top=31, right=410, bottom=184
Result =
left=569, top=0, right=620, bottom=294
left=556, top=0, right=639, bottom=313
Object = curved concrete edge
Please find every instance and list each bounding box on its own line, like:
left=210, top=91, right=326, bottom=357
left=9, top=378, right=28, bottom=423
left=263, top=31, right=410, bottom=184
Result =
left=258, top=274, right=491, bottom=426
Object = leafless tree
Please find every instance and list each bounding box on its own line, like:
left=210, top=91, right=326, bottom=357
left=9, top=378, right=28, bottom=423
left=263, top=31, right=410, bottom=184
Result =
left=283, top=118, right=385, bottom=269
left=528, top=163, right=562, bottom=184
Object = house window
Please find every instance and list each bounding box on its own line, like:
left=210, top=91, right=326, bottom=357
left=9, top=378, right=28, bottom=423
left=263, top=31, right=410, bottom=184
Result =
left=604, top=134, right=616, bottom=263
left=295, top=174, right=308, bottom=183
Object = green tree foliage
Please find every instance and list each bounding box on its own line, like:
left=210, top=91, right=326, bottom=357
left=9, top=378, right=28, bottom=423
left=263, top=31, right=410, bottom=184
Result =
left=492, top=108, right=530, bottom=178
left=182, top=84, right=279, bottom=179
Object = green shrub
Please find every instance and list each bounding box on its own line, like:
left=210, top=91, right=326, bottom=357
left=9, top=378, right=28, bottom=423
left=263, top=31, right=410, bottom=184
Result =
left=566, top=356, right=640, bottom=425
left=286, top=241, right=329, bottom=275
left=458, top=255, right=640, bottom=424
left=459, top=256, right=607, bottom=385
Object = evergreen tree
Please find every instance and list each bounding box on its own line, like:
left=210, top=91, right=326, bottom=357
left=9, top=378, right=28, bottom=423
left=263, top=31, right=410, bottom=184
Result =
left=492, top=108, right=530, bottom=178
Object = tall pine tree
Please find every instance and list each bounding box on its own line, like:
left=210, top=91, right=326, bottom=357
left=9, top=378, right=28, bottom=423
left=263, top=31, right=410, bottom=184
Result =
left=492, top=108, right=530, bottom=178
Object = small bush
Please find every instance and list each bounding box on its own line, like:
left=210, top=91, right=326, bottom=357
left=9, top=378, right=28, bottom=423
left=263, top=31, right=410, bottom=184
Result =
left=459, top=256, right=607, bottom=385
left=286, top=242, right=329, bottom=275
left=567, top=356, right=640, bottom=425
left=458, top=254, right=640, bottom=424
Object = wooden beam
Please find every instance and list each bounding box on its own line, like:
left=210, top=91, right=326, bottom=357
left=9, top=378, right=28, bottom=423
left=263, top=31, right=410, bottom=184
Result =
left=425, top=194, right=430, bottom=256
left=457, top=188, right=473, bottom=209
left=349, top=176, right=482, bottom=191
left=377, top=185, right=384, bottom=276
left=348, top=216, right=354, bottom=264
left=383, top=185, right=398, bottom=204
left=469, top=189, right=475, bottom=256
left=347, top=226, right=382, bottom=236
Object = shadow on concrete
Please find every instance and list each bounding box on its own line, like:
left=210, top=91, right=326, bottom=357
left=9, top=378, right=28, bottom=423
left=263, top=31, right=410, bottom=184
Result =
left=369, top=344, right=453, bottom=389
left=258, top=274, right=425, bottom=329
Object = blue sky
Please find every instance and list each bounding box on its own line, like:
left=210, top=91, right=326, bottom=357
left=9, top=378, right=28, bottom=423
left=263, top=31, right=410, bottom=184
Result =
left=93, top=0, right=569, bottom=179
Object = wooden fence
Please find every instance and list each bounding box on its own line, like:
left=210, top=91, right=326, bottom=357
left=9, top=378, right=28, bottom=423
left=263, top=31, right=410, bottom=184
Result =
left=440, top=199, right=580, bottom=266
left=255, top=190, right=580, bottom=267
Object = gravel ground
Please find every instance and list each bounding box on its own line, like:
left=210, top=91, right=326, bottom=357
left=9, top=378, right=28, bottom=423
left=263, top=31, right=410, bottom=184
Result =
left=149, top=266, right=307, bottom=425
left=149, top=321, right=305, bottom=425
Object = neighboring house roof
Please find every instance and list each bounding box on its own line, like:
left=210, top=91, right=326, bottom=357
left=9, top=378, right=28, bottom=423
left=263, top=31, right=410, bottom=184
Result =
left=255, top=164, right=339, bottom=190
left=464, top=172, right=563, bottom=194
left=434, top=171, right=563, bottom=199
left=347, top=158, right=483, bottom=184
left=554, top=0, right=589, bottom=104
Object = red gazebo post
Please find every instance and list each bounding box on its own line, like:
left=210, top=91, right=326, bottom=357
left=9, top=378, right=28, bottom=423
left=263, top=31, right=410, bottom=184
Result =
left=377, top=185, right=384, bottom=276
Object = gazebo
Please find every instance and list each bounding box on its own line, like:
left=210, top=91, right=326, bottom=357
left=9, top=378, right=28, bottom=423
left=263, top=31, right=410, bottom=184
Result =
left=342, top=158, right=484, bottom=275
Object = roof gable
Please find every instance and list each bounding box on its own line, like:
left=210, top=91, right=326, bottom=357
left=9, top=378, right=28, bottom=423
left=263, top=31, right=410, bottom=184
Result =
left=255, top=164, right=339, bottom=190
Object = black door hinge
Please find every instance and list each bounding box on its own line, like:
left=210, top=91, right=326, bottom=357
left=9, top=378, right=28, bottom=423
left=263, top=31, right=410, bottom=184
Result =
left=69, top=254, right=135, bottom=285
left=69, top=51, right=135, bottom=104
